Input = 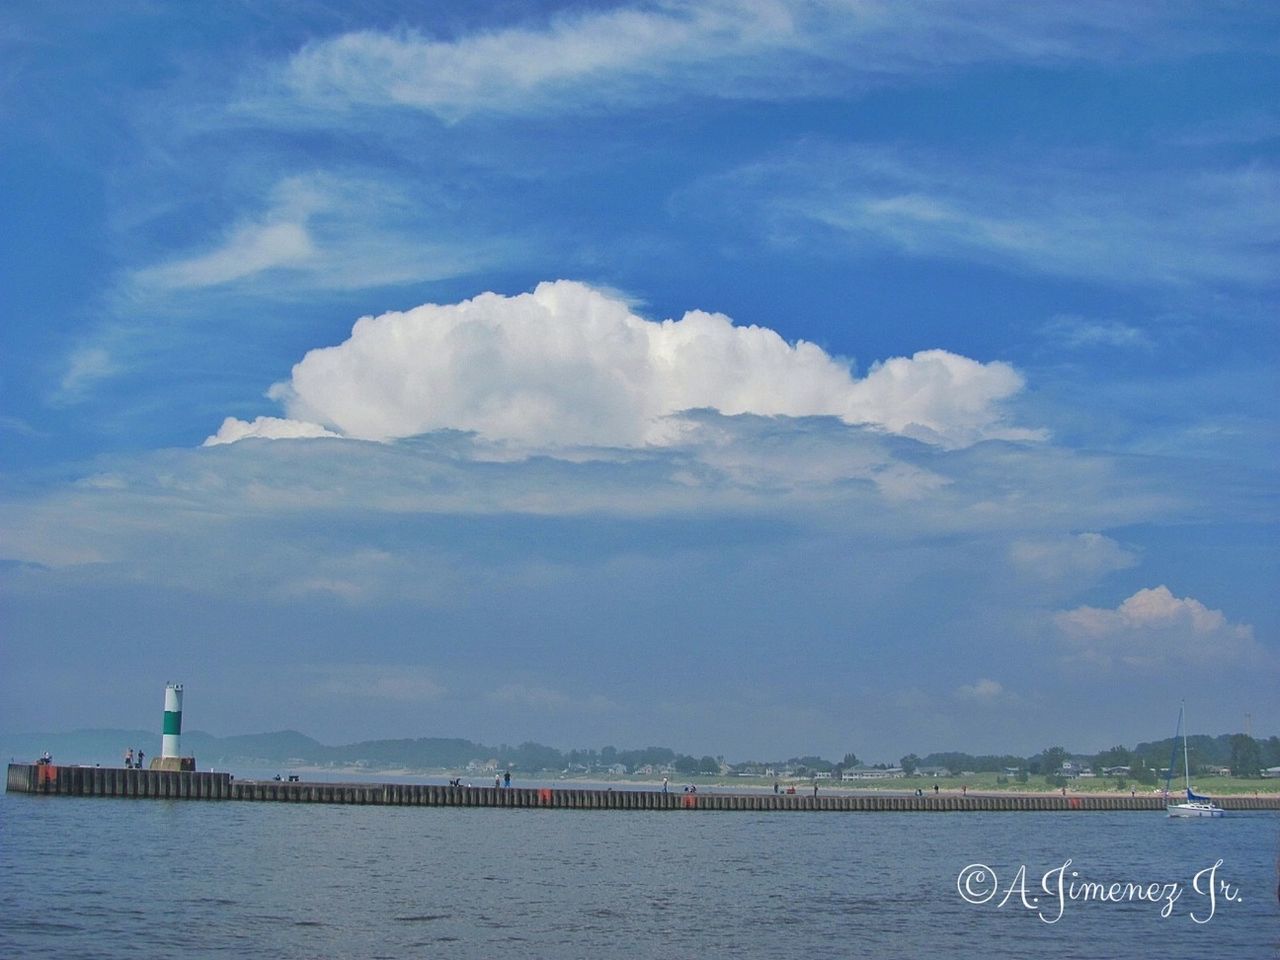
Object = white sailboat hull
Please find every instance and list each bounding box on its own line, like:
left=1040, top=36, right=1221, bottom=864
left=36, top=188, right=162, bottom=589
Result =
left=1167, top=801, right=1225, bottom=818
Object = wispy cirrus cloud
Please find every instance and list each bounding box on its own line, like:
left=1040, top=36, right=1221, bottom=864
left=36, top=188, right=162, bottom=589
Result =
left=61, top=169, right=514, bottom=401
left=694, top=144, right=1280, bottom=289
left=955, top=678, right=1006, bottom=702
left=303, top=664, right=448, bottom=703
left=138, top=221, right=315, bottom=290
left=487, top=683, right=615, bottom=713
left=280, top=1, right=793, bottom=120
left=272, top=0, right=1218, bottom=121
left=1038, top=315, right=1154, bottom=352
left=131, top=174, right=508, bottom=296
left=1009, top=532, right=1137, bottom=583
left=55, top=346, right=120, bottom=403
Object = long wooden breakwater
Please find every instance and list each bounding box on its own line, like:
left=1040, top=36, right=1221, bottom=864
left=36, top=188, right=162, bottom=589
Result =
left=10, top=764, right=1280, bottom=812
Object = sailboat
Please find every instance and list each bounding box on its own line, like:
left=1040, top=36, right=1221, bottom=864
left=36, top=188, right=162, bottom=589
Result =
left=1165, top=702, right=1224, bottom=818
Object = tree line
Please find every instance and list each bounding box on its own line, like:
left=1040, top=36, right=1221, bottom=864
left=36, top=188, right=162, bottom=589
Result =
left=66, top=728, right=1278, bottom=778
left=887, top=734, right=1280, bottom=782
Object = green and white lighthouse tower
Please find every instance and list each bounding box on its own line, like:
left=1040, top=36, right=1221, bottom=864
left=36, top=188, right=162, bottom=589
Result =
left=162, top=682, right=183, bottom=759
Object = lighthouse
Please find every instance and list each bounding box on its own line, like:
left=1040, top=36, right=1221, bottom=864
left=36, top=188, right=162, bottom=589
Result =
left=162, top=683, right=183, bottom=758
left=152, top=682, right=196, bottom=771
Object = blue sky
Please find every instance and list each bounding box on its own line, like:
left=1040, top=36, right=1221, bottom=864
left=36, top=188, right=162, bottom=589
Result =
left=2, top=1, right=1277, bottom=761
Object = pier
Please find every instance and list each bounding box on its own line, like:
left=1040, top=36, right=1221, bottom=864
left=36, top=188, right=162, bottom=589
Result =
left=9, top=764, right=1280, bottom=812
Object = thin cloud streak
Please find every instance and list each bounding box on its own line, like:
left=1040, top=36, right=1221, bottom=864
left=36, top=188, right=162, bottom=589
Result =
left=273, top=1, right=1216, bottom=121
left=1038, top=316, right=1154, bottom=352
left=303, top=664, right=448, bottom=703
left=130, top=174, right=509, bottom=296
left=487, top=683, right=615, bottom=713
left=696, top=145, right=1280, bottom=288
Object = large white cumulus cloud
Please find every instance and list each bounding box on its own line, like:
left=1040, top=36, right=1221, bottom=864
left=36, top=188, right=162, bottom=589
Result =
left=1054, top=586, right=1265, bottom=669
left=209, top=280, right=1039, bottom=449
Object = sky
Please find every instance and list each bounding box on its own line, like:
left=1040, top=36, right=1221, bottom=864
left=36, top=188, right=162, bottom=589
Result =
left=1, top=0, right=1277, bottom=763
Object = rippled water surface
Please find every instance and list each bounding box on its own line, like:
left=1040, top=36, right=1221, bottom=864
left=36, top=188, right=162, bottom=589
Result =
left=2, top=790, right=1276, bottom=958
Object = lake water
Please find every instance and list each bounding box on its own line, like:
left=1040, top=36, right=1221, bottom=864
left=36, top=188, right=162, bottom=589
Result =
left=2, top=789, right=1276, bottom=958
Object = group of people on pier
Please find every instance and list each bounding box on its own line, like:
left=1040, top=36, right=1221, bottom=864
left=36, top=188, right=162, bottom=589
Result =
left=123, top=747, right=146, bottom=769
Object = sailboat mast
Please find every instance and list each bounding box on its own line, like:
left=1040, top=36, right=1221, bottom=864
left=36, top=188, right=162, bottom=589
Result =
left=1182, top=701, right=1191, bottom=791
left=1165, top=704, right=1183, bottom=796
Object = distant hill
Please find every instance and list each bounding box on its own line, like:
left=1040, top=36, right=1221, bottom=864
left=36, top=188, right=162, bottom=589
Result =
left=0, top=728, right=497, bottom=771
left=189, top=729, right=328, bottom=764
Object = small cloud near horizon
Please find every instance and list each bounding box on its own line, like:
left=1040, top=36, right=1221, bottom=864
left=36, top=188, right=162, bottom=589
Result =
left=1054, top=585, right=1265, bottom=670
left=956, top=678, right=1005, bottom=702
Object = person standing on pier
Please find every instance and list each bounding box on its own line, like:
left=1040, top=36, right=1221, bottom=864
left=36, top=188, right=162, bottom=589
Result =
left=503, top=770, right=511, bottom=788
left=137, top=750, right=144, bottom=770
left=125, top=747, right=133, bottom=769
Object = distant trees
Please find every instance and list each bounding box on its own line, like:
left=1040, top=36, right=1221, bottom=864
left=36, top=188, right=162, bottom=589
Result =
left=1093, top=745, right=1131, bottom=769
left=1229, top=734, right=1262, bottom=778
left=673, top=755, right=700, bottom=775
left=1127, top=757, right=1157, bottom=786
left=1264, top=737, right=1280, bottom=769
left=506, top=741, right=563, bottom=772
left=564, top=745, right=677, bottom=772
left=1039, top=746, right=1068, bottom=777
left=788, top=756, right=834, bottom=774
left=1131, top=732, right=1249, bottom=771
left=918, top=752, right=1024, bottom=774
left=664, top=752, right=720, bottom=775
left=518, top=735, right=1276, bottom=779
left=190, top=728, right=1278, bottom=779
